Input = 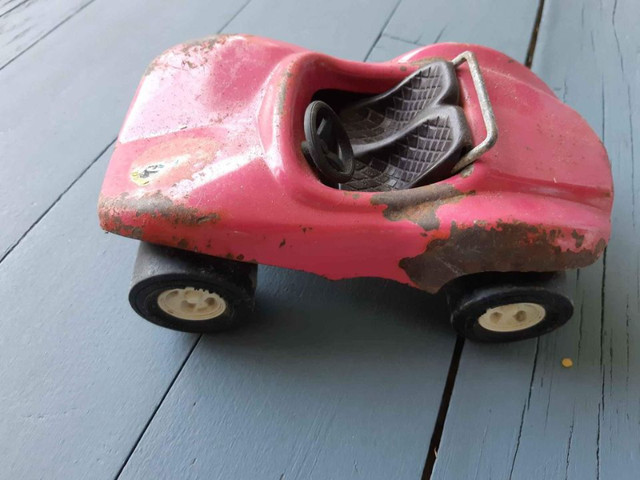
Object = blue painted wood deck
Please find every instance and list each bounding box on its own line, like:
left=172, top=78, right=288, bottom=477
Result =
left=0, top=0, right=637, bottom=478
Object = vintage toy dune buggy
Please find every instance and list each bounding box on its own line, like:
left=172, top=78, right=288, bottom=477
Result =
left=98, top=35, right=612, bottom=342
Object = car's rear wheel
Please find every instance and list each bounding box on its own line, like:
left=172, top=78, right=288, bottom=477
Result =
left=129, top=242, right=257, bottom=333
left=446, top=272, right=574, bottom=342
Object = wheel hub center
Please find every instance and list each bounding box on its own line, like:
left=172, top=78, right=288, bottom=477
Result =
left=157, top=287, right=227, bottom=321
left=478, top=302, right=546, bottom=333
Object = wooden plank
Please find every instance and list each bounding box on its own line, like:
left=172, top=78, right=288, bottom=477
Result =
left=0, top=0, right=94, bottom=69
left=367, top=35, right=420, bottom=61
left=117, top=2, right=541, bottom=478
left=118, top=273, right=456, bottom=480
left=213, top=0, right=399, bottom=60
left=0, top=0, right=21, bottom=15
left=432, top=1, right=640, bottom=478
left=0, top=0, right=247, bottom=259
left=383, top=0, right=539, bottom=60
left=0, top=150, right=202, bottom=480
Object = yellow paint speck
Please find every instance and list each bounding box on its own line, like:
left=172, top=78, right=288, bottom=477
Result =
left=130, top=171, right=150, bottom=186
left=561, top=358, right=573, bottom=368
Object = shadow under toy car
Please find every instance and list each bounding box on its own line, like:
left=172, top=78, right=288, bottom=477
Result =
left=98, top=35, right=613, bottom=342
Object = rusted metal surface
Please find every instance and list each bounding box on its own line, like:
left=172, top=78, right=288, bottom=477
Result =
left=398, top=221, right=607, bottom=293
left=144, top=34, right=232, bottom=75
left=371, top=184, right=470, bottom=231
left=99, top=192, right=220, bottom=228
left=371, top=180, right=608, bottom=292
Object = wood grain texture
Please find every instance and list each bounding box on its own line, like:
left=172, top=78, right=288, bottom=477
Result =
left=222, top=0, right=399, bottom=60
left=1, top=0, right=29, bottom=16
left=0, top=0, right=94, bottom=68
left=0, top=0, right=247, bottom=260
left=432, top=1, right=640, bottom=478
left=383, top=0, right=539, bottom=60
left=0, top=151, right=201, bottom=480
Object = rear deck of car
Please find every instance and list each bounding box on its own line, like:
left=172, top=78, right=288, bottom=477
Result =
left=1, top=0, right=637, bottom=478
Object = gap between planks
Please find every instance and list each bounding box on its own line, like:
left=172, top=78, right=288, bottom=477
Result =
left=421, top=0, right=548, bottom=477
left=0, top=0, right=99, bottom=70
left=0, top=138, right=116, bottom=265
left=111, top=3, right=254, bottom=473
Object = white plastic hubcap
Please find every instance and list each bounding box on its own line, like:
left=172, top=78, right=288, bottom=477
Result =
left=478, top=302, right=546, bottom=332
left=157, top=287, right=227, bottom=321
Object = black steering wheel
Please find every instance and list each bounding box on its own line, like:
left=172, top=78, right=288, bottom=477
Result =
left=302, top=101, right=355, bottom=186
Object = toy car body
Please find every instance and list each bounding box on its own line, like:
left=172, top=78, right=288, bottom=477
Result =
left=98, top=34, right=613, bottom=341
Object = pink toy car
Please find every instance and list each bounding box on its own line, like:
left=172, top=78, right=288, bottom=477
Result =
left=98, top=35, right=612, bottom=342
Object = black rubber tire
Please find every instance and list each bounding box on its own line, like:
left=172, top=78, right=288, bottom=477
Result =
left=446, top=272, right=574, bottom=343
left=129, top=242, right=257, bottom=333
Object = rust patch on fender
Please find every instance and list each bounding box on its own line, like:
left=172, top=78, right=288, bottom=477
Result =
left=343, top=191, right=361, bottom=199
left=460, top=164, right=474, bottom=178
left=145, top=35, right=232, bottom=75
left=371, top=183, right=470, bottom=231
left=401, top=221, right=607, bottom=293
left=98, top=191, right=221, bottom=238
left=101, top=213, right=144, bottom=240
left=408, top=56, right=446, bottom=68
left=371, top=186, right=605, bottom=292
left=196, top=213, right=220, bottom=224
left=277, top=70, right=294, bottom=116
left=571, top=230, right=585, bottom=248
left=179, top=34, right=230, bottom=56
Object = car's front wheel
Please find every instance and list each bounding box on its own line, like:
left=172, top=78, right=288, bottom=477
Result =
left=129, top=242, right=257, bottom=333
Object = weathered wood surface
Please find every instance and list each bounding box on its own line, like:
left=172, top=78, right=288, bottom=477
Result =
left=432, top=1, right=640, bottom=479
left=383, top=0, right=539, bottom=60
left=0, top=0, right=94, bottom=68
left=214, top=0, right=399, bottom=60
left=117, top=273, right=455, bottom=480
left=0, top=151, right=202, bottom=480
